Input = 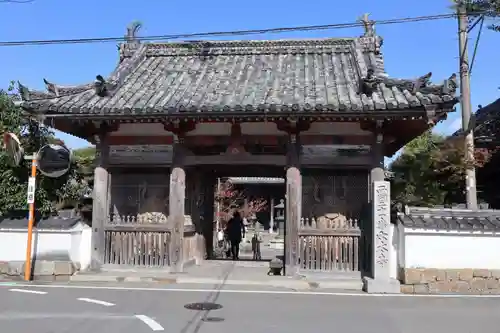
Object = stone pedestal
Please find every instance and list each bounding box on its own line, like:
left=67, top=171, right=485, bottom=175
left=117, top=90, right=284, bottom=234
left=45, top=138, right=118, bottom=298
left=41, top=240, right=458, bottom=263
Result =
left=277, top=219, right=285, bottom=236
left=362, top=277, right=401, bottom=293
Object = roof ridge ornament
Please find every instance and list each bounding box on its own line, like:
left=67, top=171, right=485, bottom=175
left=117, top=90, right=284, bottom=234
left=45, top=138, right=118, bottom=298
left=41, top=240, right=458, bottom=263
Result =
left=360, top=69, right=458, bottom=97
left=17, top=81, right=30, bottom=101
left=94, top=75, right=111, bottom=97
left=358, top=13, right=375, bottom=37
left=43, top=78, right=59, bottom=96
left=125, top=21, right=142, bottom=44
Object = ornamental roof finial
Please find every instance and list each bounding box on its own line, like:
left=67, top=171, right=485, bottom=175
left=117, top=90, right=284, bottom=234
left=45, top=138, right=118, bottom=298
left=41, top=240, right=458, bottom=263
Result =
left=358, top=13, right=375, bottom=37
left=125, top=21, right=142, bottom=44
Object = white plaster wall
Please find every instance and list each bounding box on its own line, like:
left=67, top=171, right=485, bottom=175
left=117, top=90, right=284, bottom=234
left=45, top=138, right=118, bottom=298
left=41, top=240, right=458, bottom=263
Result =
left=389, top=224, right=398, bottom=279
left=395, top=227, right=500, bottom=271
left=0, top=222, right=92, bottom=271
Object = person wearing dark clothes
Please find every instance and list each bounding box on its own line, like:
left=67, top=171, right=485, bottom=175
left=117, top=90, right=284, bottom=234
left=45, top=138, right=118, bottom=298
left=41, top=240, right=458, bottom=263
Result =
left=226, top=211, right=245, bottom=260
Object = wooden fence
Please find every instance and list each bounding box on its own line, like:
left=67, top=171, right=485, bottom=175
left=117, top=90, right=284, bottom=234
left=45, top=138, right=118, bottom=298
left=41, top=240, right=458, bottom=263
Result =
left=298, top=216, right=361, bottom=273
left=103, top=214, right=200, bottom=268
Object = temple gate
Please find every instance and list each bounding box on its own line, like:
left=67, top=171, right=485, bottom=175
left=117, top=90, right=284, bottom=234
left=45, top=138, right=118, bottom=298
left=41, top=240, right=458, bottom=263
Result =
left=17, top=15, right=458, bottom=291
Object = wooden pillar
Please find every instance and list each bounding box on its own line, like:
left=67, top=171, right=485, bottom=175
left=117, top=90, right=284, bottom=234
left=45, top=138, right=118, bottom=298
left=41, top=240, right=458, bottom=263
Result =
left=285, top=132, right=301, bottom=276
left=169, top=136, right=186, bottom=273
left=202, top=172, right=216, bottom=259
left=363, top=121, right=400, bottom=293
left=90, top=129, right=110, bottom=270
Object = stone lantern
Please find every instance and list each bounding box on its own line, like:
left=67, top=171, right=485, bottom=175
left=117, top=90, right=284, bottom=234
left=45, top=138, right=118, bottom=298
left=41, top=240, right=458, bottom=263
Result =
left=274, top=199, right=285, bottom=236
left=269, top=199, right=286, bottom=250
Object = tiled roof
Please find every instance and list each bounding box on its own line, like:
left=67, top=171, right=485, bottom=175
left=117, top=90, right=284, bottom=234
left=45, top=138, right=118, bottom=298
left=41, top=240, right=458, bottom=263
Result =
left=396, top=206, right=500, bottom=231
left=0, top=209, right=83, bottom=230
left=451, top=98, right=500, bottom=140
left=472, top=99, right=500, bottom=146
left=18, top=22, right=458, bottom=116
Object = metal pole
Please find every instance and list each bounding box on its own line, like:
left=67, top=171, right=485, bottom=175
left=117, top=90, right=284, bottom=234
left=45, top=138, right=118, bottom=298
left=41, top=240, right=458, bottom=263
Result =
left=24, top=157, right=37, bottom=281
left=458, top=3, right=478, bottom=210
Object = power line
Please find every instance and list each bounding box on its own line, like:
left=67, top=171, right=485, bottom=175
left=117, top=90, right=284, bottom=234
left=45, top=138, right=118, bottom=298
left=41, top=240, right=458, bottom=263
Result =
left=0, top=13, right=470, bottom=47
left=0, top=0, right=34, bottom=3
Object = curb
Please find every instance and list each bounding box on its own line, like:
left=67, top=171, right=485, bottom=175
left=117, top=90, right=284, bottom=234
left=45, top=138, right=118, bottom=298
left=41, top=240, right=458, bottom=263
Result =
left=68, top=274, right=363, bottom=291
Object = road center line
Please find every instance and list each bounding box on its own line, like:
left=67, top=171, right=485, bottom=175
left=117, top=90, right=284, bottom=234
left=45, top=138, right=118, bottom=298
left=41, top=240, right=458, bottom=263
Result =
left=9, top=288, right=47, bottom=295
left=135, top=315, right=164, bottom=331
left=77, top=297, right=115, bottom=307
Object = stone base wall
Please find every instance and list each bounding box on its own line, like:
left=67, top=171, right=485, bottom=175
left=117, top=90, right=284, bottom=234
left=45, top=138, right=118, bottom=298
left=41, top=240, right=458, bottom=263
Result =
left=0, top=260, right=78, bottom=281
left=400, top=268, right=500, bottom=294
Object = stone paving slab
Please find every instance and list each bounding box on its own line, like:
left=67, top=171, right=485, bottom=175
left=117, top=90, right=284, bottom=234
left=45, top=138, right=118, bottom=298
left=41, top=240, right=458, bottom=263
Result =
left=69, top=261, right=363, bottom=291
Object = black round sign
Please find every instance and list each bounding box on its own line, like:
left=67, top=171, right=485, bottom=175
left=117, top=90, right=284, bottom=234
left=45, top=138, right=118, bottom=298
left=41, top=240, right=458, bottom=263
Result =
left=37, top=144, right=72, bottom=178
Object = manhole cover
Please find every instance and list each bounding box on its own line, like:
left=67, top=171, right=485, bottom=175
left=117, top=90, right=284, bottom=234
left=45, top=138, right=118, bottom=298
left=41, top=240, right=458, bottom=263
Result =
left=202, top=317, right=225, bottom=322
left=184, top=302, right=223, bottom=311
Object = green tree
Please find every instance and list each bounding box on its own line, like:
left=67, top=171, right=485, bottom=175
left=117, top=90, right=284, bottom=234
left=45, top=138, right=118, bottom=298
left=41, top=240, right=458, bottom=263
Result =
left=455, top=0, right=500, bottom=30
left=390, top=132, right=445, bottom=206
left=0, top=82, right=76, bottom=215
left=389, top=131, right=491, bottom=207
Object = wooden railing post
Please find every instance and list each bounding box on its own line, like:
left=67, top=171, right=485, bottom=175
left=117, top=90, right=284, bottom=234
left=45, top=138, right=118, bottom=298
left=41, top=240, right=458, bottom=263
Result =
left=298, top=216, right=361, bottom=272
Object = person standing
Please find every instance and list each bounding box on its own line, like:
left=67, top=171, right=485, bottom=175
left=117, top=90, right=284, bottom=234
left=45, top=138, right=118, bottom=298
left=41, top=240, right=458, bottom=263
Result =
left=226, top=211, right=245, bottom=260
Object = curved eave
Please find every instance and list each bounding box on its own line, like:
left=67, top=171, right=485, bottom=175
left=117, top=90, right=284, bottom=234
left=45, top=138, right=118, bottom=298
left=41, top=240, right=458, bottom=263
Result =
left=20, top=97, right=457, bottom=119
left=17, top=44, right=148, bottom=107
left=17, top=80, right=96, bottom=104
left=385, top=106, right=456, bottom=156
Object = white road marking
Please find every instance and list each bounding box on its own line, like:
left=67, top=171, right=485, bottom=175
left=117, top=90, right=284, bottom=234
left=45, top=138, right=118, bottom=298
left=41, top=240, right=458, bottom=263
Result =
left=135, top=315, right=164, bottom=331
left=77, top=297, right=115, bottom=307
left=0, top=313, right=132, bottom=320
left=9, top=288, right=47, bottom=295
left=3, top=283, right=500, bottom=298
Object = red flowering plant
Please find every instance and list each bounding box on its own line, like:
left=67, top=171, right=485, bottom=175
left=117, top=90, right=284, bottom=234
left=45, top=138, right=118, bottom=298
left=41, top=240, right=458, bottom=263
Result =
left=214, top=179, right=268, bottom=227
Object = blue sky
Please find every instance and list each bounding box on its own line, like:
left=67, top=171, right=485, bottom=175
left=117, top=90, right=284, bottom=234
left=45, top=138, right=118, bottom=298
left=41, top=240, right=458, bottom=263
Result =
left=1, top=0, right=498, bottom=154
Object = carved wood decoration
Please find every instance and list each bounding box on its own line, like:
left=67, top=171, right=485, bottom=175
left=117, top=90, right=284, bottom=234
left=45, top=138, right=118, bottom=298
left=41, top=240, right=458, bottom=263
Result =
left=301, top=170, right=368, bottom=220
left=275, top=119, right=311, bottom=134
left=163, top=120, right=197, bottom=136
left=223, top=123, right=251, bottom=157
left=110, top=172, right=170, bottom=221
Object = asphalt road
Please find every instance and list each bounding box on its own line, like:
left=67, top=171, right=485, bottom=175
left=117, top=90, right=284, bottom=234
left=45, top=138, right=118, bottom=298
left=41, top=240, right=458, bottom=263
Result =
left=1, top=282, right=500, bottom=333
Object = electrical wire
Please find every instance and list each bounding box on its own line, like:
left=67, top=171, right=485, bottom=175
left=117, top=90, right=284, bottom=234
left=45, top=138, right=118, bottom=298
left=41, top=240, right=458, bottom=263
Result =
left=470, top=15, right=485, bottom=75
left=0, top=12, right=479, bottom=47
left=0, top=0, right=33, bottom=3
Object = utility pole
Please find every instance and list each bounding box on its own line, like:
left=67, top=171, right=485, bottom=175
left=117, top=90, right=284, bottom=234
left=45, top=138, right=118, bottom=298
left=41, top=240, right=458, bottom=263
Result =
left=458, top=3, right=478, bottom=210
